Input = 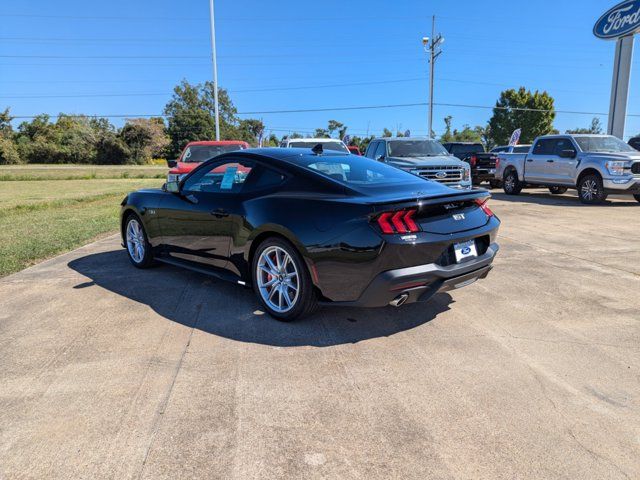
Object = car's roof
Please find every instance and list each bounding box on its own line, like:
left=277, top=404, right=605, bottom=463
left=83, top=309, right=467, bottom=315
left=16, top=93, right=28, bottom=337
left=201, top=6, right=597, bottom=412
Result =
left=371, top=136, right=437, bottom=142
left=187, top=140, right=249, bottom=146
left=285, top=138, right=345, bottom=143
left=442, top=142, right=483, bottom=145
left=537, top=134, right=614, bottom=139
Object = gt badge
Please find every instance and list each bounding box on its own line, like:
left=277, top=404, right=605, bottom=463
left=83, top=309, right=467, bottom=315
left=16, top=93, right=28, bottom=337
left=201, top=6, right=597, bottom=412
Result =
left=452, top=213, right=465, bottom=221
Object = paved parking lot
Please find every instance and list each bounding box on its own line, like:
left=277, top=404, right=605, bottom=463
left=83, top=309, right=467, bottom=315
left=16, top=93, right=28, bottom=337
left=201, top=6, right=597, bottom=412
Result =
left=1, top=189, right=639, bottom=479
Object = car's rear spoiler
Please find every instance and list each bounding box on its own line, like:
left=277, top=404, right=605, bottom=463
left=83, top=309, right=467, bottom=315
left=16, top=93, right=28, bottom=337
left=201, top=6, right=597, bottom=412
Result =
left=368, top=190, right=490, bottom=209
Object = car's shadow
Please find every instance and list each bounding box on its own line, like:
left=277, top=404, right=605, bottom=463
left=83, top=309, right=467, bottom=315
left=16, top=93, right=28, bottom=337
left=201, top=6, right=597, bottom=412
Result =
left=491, top=191, right=639, bottom=207
left=67, top=250, right=453, bottom=347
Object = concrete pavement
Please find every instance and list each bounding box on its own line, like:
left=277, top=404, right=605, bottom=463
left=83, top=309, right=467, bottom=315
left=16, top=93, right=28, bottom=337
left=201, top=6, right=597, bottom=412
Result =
left=0, top=189, right=639, bottom=479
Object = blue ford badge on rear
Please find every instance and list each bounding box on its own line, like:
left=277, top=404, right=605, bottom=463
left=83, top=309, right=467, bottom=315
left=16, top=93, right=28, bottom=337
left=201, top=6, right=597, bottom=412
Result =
left=594, top=0, right=640, bottom=39
left=461, top=247, right=471, bottom=255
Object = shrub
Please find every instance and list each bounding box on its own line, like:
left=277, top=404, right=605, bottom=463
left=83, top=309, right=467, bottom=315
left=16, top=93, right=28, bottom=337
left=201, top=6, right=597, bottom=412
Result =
left=0, top=137, right=21, bottom=164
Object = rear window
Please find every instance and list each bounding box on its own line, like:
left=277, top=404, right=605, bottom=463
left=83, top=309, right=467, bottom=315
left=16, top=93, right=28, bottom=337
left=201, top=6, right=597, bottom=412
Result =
left=300, top=155, right=424, bottom=187
left=182, top=144, right=245, bottom=163
left=513, top=145, right=530, bottom=153
left=288, top=141, right=349, bottom=153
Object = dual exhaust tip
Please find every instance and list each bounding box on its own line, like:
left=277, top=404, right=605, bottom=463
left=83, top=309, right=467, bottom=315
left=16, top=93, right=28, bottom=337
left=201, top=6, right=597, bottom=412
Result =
left=389, top=293, right=409, bottom=307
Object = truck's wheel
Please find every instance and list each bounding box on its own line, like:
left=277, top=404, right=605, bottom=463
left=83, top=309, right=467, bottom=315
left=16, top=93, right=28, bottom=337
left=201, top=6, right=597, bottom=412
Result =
left=633, top=194, right=640, bottom=203
left=503, top=170, right=522, bottom=195
left=578, top=174, right=608, bottom=205
left=548, top=186, right=568, bottom=195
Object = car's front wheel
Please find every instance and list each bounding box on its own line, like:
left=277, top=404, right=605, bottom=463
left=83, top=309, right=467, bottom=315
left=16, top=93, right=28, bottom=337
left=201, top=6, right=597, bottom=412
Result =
left=548, top=186, right=568, bottom=195
left=503, top=170, right=522, bottom=195
left=252, top=238, right=318, bottom=321
left=125, top=214, right=155, bottom=268
left=578, top=174, right=608, bottom=204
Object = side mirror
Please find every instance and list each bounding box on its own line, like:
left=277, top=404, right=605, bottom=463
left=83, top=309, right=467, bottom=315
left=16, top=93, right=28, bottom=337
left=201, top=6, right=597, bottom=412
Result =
left=375, top=154, right=385, bottom=162
left=167, top=159, right=178, bottom=168
left=166, top=180, right=180, bottom=193
left=559, top=149, right=577, bottom=159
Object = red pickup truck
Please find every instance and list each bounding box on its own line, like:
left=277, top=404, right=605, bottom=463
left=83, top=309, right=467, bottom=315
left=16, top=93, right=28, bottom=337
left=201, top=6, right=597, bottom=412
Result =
left=167, top=140, right=250, bottom=180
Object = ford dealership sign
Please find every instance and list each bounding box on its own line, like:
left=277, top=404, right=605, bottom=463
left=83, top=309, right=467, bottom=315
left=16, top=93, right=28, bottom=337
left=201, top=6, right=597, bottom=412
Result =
left=594, top=0, right=640, bottom=39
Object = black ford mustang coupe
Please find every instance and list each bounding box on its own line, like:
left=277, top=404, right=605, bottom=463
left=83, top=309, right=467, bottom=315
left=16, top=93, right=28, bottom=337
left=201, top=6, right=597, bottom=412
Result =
left=120, top=147, right=500, bottom=321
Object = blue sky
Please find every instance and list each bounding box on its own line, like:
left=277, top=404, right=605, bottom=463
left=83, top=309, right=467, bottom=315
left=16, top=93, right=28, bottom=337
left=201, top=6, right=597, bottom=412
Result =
left=1, top=0, right=639, bottom=140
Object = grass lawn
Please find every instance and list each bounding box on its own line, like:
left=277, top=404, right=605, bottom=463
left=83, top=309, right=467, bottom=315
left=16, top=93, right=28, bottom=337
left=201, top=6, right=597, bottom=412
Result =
left=0, top=164, right=167, bottom=181
left=0, top=168, right=164, bottom=277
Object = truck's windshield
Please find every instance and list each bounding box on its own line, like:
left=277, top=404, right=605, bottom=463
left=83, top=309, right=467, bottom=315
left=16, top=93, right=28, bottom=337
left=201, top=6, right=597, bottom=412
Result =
left=574, top=136, right=636, bottom=153
left=387, top=140, right=448, bottom=157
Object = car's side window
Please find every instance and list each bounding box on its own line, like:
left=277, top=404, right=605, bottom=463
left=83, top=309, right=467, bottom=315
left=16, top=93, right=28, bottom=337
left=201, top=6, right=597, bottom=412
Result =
left=532, top=139, right=553, bottom=155
left=552, top=138, right=574, bottom=156
left=365, top=141, right=378, bottom=158
left=374, top=141, right=387, bottom=160
left=183, top=159, right=254, bottom=194
left=243, top=165, right=287, bottom=192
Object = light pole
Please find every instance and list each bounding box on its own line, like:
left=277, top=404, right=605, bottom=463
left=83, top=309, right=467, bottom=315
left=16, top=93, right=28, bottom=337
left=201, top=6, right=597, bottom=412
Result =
left=422, top=16, right=444, bottom=139
left=209, top=0, right=220, bottom=141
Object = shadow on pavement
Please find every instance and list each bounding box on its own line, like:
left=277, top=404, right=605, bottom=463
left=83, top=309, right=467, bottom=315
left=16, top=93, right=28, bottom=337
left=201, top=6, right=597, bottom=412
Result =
left=491, top=191, right=639, bottom=207
left=68, top=250, right=452, bottom=347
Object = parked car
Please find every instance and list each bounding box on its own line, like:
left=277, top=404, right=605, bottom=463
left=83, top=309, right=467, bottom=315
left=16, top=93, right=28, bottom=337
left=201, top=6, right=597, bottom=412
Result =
left=495, top=134, right=640, bottom=204
left=167, top=141, right=250, bottom=182
left=442, top=142, right=499, bottom=188
left=491, top=145, right=532, bottom=154
left=365, top=138, right=471, bottom=189
left=629, top=136, right=640, bottom=151
left=280, top=137, right=350, bottom=153
left=347, top=145, right=362, bottom=155
left=121, top=148, right=500, bottom=321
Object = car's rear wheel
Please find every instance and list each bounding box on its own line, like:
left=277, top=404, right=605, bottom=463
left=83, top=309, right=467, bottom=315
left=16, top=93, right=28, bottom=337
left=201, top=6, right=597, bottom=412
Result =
left=548, top=186, right=568, bottom=195
left=578, top=174, right=608, bottom=204
left=125, top=214, right=155, bottom=268
left=503, top=170, right=522, bottom=195
left=252, top=238, right=318, bottom=321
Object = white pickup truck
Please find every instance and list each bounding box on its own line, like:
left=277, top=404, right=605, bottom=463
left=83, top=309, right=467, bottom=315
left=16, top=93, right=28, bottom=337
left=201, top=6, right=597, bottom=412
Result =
left=495, top=134, right=640, bottom=204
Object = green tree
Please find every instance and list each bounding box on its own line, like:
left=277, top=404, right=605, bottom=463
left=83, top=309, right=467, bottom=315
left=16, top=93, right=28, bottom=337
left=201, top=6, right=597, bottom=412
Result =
left=382, top=128, right=392, bottom=138
left=314, top=128, right=329, bottom=138
left=0, top=108, right=13, bottom=136
left=440, top=116, right=454, bottom=143
left=120, top=117, right=169, bottom=164
left=566, top=117, right=603, bottom=134
left=0, top=137, right=21, bottom=164
left=488, top=87, right=556, bottom=145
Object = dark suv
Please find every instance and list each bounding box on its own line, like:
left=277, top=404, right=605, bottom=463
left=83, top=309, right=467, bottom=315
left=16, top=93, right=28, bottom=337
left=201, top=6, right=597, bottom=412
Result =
left=442, top=142, right=499, bottom=188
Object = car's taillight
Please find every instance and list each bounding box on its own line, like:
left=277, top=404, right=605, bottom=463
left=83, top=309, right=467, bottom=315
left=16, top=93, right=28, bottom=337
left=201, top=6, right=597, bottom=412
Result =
left=469, top=155, right=477, bottom=167
left=475, top=198, right=494, bottom=217
left=376, top=209, right=420, bottom=234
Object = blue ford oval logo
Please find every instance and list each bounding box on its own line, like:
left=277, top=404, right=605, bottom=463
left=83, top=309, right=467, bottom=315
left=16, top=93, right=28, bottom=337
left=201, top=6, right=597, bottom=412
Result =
left=594, top=0, right=640, bottom=39
left=461, top=247, right=471, bottom=255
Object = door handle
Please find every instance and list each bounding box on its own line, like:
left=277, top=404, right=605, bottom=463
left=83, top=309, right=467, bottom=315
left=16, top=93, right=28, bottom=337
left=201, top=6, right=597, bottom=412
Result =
left=211, top=209, right=229, bottom=218
left=526, top=159, right=533, bottom=162
left=547, top=159, right=554, bottom=163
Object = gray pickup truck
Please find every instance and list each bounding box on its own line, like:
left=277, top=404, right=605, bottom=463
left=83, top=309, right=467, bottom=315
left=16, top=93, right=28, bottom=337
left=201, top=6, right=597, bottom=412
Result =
left=495, top=134, right=640, bottom=204
left=365, top=137, right=472, bottom=189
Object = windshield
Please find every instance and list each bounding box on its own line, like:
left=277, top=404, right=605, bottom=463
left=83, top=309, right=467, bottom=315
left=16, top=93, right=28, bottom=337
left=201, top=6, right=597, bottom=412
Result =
left=288, top=141, right=349, bottom=153
left=387, top=140, right=448, bottom=157
left=450, top=144, right=484, bottom=156
left=300, top=154, right=425, bottom=187
left=182, top=145, right=245, bottom=163
left=574, top=136, right=636, bottom=153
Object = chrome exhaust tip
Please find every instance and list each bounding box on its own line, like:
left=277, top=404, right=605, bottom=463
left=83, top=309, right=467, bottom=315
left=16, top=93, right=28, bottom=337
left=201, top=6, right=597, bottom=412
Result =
left=389, top=293, right=409, bottom=307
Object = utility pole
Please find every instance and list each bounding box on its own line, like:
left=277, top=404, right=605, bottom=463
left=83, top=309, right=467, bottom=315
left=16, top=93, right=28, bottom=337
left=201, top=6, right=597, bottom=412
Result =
left=209, top=0, right=220, bottom=141
left=422, top=16, right=444, bottom=139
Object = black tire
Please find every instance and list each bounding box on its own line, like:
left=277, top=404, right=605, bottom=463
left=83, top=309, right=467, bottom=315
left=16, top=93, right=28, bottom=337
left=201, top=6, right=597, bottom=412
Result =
left=578, top=173, right=608, bottom=205
left=548, top=186, right=568, bottom=195
left=503, top=169, right=523, bottom=195
left=489, top=180, right=501, bottom=190
left=633, top=194, right=640, bottom=203
left=124, top=213, right=155, bottom=268
left=251, top=237, right=318, bottom=322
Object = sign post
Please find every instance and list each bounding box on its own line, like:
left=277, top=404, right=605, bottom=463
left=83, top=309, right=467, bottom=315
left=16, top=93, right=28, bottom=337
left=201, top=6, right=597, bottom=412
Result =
left=594, top=0, right=640, bottom=139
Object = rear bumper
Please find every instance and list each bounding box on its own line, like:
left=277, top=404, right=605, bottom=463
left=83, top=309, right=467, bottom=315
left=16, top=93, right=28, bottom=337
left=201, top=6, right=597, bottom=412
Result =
left=473, top=168, right=497, bottom=182
left=321, top=243, right=499, bottom=308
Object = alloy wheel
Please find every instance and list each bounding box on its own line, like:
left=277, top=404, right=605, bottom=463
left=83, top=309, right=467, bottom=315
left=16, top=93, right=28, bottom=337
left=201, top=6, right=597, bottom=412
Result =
left=504, top=174, right=515, bottom=192
left=256, top=246, right=300, bottom=313
left=581, top=179, right=598, bottom=201
left=126, top=218, right=146, bottom=263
